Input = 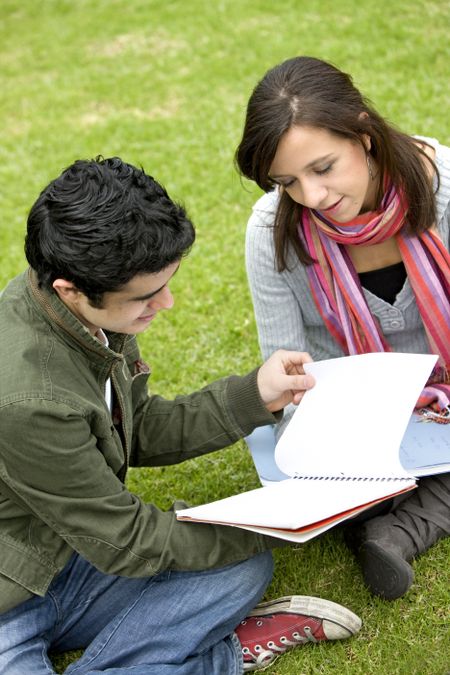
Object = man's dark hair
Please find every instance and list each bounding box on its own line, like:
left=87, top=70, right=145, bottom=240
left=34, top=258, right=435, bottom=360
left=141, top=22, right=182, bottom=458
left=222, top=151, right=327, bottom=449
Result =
left=25, top=156, right=195, bottom=307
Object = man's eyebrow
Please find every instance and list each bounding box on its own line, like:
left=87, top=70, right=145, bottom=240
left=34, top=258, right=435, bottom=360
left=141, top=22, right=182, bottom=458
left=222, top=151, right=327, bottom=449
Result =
left=129, top=284, right=166, bottom=302
left=269, top=153, right=335, bottom=179
left=128, top=264, right=180, bottom=302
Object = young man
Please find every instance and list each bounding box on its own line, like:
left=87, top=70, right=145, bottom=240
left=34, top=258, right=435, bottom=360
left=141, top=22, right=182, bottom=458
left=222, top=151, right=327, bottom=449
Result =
left=0, top=157, right=361, bottom=674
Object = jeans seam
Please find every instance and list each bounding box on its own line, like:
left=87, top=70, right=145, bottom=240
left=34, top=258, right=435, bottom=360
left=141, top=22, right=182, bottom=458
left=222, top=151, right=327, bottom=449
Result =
left=40, top=638, right=55, bottom=674
left=230, top=632, right=244, bottom=675
left=66, top=582, right=151, bottom=673
left=46, top=590, right=63, bottom=645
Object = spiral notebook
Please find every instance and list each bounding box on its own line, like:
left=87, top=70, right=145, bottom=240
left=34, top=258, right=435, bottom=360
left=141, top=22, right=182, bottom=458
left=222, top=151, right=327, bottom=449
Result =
left=176, top=353, right=439, bottom=542
left=246, top=415, right=450, bottom=486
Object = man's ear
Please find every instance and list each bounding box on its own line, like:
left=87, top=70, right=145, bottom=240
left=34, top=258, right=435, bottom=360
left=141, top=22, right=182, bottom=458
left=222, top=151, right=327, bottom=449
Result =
left=52, top=278, right=82, bottom=303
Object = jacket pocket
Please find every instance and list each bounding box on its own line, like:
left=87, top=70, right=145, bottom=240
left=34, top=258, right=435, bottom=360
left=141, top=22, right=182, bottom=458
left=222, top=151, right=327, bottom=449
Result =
left=0, top=532, right=57, bottom=597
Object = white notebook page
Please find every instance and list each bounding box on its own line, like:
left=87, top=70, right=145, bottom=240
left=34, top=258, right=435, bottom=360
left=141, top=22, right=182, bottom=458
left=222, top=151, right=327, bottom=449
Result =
left=275, top=353, right=438, bottom=480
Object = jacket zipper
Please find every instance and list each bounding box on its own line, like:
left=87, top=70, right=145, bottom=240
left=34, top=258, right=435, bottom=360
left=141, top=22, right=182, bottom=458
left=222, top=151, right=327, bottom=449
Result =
left=110, top=361, right=130, bottom=476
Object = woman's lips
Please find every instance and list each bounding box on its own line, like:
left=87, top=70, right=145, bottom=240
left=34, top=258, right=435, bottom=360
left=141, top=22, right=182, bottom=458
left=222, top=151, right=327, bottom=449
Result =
left=321, top=197, right=343, bottom=214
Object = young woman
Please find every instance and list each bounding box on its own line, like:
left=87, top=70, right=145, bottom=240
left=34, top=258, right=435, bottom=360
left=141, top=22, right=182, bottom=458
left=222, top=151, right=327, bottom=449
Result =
left=236, top=56, right=450, bottom=600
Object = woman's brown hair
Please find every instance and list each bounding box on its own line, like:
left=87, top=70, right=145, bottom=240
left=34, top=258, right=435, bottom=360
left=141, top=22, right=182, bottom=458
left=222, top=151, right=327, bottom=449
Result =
left=235, top=56, right=438, bottom=270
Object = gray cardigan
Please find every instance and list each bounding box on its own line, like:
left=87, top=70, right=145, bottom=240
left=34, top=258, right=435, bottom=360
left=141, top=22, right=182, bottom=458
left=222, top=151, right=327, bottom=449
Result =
left=245, top=137, right=450, bottom=435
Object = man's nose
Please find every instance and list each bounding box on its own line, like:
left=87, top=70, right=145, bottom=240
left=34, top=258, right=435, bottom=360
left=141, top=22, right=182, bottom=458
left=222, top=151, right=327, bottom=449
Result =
left=148, top=285, right=174, bottom=311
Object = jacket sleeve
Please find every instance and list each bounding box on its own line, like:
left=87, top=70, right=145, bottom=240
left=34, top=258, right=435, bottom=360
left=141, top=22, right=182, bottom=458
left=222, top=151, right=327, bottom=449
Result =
left=130, top=368, right=278, bottom=466
left=0, top=395, right=282, bottom=579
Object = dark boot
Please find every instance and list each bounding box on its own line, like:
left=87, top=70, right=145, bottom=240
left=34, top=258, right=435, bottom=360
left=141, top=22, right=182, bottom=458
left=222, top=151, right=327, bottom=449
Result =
left=345, top=473, right=450, bottom=600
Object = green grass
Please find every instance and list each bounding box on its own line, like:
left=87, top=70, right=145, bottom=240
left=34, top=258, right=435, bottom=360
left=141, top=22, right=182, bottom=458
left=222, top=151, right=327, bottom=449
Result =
left=1, top=0, right=449, bottom=673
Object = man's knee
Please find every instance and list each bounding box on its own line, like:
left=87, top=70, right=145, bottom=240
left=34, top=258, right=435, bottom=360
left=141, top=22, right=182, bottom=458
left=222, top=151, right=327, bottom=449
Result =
left=233, top=551, right=274, bottom=595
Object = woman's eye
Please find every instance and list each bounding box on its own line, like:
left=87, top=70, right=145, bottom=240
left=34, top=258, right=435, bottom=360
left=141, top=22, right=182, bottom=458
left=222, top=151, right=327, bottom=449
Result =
left=315, top=164, right=332, bottom=176
left=281, top=178, right=295, bottom=188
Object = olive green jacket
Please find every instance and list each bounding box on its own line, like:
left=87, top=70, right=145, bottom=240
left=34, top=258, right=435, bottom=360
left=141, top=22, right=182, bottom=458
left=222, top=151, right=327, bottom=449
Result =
left=0, top=270, right=280, bottom=614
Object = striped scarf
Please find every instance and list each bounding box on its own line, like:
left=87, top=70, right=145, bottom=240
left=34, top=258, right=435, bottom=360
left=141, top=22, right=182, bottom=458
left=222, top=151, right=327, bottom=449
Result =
left=300, top=182, right=450, bottom=422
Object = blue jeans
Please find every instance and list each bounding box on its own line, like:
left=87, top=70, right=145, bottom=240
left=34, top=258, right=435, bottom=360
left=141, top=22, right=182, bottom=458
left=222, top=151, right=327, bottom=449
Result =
left=0, top=551, right=273, bottom=675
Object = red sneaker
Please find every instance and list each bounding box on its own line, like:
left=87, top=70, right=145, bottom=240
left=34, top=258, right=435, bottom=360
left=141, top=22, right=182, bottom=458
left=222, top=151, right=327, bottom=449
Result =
left=235, top=595, right=361, bottom=672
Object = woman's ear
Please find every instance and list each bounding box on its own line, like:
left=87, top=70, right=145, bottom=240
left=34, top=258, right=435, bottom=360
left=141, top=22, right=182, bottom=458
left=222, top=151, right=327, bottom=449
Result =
left=358, top=112, right=372, bottom=151
left=362, top=134, right=372, bottom=152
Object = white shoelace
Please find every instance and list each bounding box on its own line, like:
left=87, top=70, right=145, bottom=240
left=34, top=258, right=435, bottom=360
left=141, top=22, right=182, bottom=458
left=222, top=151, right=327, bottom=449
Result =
left=243, top=624, right=318, bottom=669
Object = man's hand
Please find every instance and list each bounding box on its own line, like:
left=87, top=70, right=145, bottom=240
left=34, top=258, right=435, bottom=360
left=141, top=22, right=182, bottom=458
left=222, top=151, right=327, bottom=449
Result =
left=257, top=350, right=315, bottom=413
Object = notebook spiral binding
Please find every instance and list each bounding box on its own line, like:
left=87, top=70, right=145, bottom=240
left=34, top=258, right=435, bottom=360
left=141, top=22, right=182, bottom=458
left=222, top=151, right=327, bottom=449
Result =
left=293, top=474, right=413, bottom=482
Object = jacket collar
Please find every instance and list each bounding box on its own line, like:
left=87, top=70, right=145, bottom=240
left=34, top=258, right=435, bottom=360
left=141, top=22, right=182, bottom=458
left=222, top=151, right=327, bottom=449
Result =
left=26, top=268, right=130, bottom=362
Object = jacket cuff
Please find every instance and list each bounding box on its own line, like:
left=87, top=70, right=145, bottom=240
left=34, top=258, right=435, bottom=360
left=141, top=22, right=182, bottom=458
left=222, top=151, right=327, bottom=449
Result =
left=225, top=367, right=282, bottom=437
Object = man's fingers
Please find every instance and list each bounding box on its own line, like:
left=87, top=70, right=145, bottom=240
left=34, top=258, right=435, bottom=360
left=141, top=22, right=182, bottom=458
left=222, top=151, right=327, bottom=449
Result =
left=286, top=372, right=315, bottom=393
left=281, top=350, right=314, bottom=368
left=257, top=349, right=315, bottom=412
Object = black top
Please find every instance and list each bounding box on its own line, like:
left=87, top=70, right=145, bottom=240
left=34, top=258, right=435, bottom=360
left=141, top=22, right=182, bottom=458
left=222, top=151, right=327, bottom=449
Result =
left=359, top=261, right=407, bottom=305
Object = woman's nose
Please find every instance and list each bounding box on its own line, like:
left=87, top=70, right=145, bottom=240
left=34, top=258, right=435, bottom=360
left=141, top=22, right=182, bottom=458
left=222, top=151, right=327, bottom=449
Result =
left=294, top=179, right=328, bottom=209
